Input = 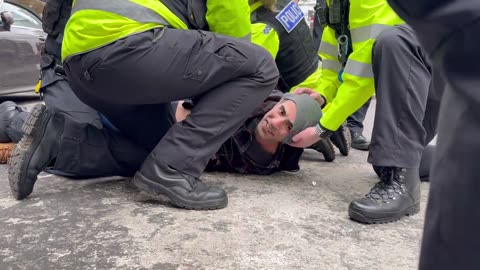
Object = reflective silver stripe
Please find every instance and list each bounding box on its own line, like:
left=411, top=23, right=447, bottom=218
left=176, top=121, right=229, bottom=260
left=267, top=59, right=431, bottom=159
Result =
left=72, top=0, right=169, bottom=25
left=344, top=59, right=373, bottom=78
left=350, top=24, right=395, bottom=42
left=322, top=59, right=342, bottom=72
left=318, top=41, right=337, bottom=57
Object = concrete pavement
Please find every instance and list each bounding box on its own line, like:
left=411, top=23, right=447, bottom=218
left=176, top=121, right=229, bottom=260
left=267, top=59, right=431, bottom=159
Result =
left=0, top=99, right=429, bottom=270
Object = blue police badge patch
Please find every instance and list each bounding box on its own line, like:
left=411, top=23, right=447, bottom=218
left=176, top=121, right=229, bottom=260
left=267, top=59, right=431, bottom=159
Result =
left=275, top=1, right=304, bottom=33
left=263, top=25, right=273, bottom=35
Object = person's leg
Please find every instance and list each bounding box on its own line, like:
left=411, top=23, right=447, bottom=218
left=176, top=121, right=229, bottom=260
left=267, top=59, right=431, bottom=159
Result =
left=8, top=67, right=153, bottom=198
left=0, top=101, right=25, bottom=164
left=416, top=65, right=445, bottom=182
left=0, top=101, right=24, bottom=143
left=386, top=0, right=480, bottom=268
left=0, top=104, right=27, bottom=164
left=63, top=28, right=278, bottom=210
left=51, top=115, right=150, bottom=178
left=349, top=25, right=433, bottom=224
left=1, top=73, right=103, bottom=160
left=8, top=98, right=175, bottom=197
left=420, top=88, right=480, bottom=270
left=41, top=75, right=102, bottom=129
left=5, top=111, right=28, bottom=144
left=419, top=144, right=435, bottom=181
left=372, top=144, right=436, bottom=181
left=347, top=98, right=371, bottom=151
left=346, top=99, right=370, bottom=135
left=367, top=25, right=432, bottom=169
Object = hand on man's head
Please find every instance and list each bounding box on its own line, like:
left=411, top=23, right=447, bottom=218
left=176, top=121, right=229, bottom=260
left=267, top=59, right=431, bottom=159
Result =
left=287, top=126, right=321, bottom=148
left=293, top=88, right=325, bottom=107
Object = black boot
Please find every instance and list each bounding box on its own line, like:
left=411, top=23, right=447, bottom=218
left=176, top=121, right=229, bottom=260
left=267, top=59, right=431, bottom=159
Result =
left=309, top=138, right=335, bottom=162
left=349, top=167, right=421, bottom=223
left=132, top=154, right=228, bottom=210
left=373, top=164, right=430, bottom=182
left=8, top=104, right=62, bottom=200
left=372, top=165, right=390, bottom=179
left=330, top=122, right=351, bottom=156
left=0, top=101, right=23, bottom=143
left=351, top=132, right=370, bottom=151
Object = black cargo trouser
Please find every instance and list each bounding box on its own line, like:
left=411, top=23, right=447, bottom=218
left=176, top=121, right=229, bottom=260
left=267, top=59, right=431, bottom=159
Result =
left=40, top=52, right=148, bottom=177
left=64, top=28, right=279, bottom=178
left=387, top=1, right=480, bottom=269
left=367, top=25, right=444, bottom=168
left=6, top=48, right=147, bottom=177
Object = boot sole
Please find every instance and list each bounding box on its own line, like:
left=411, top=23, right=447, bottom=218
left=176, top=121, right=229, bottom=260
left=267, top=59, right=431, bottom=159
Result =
left=348, top=202, right=420, bottom=224
left=323, top=139, right=335, bottom=162
left=131, top=172, right=228, bottom=210
left=8, top=104, right=48, bottom=200
left=331, top=123, right=351, bottom=156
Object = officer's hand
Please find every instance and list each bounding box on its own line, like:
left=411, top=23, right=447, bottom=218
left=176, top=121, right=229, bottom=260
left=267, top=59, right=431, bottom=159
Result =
left=293, top=88, right=325, bottom=107
left=288, top=126, right=321, bottom=148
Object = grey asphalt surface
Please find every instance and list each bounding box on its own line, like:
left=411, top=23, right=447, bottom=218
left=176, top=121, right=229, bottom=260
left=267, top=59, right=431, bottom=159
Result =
left=0, top=97, right=429, bottom=270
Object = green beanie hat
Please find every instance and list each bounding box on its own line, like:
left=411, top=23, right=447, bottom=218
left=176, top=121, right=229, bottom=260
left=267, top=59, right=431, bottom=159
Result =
left=282, top=93, right=323, bottom=143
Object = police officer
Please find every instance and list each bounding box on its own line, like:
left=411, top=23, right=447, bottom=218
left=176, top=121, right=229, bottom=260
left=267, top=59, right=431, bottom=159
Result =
left=387, top=0, right=480, bottom=268
left=9, top=0, right=279, bottom=210
left=290, top=0, right=442, bottom=223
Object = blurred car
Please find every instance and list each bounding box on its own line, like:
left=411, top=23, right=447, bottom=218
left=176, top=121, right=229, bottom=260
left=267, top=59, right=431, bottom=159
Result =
left=0, top=0, right=46, bottom=95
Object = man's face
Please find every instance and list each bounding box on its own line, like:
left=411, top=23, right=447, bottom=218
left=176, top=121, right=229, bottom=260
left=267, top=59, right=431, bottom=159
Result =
left=256, top=100, right=297, bottom=143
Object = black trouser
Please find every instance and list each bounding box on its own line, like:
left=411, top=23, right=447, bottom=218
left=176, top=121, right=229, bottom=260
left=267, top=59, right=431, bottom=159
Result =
left=387, top=1, right=480, bottom=269
left=4, top=52, right=146, bottom=177
left=346, top=98, right=371, bottom=135
left=6, top=74, right=103, bottom=143
left=7, top=107, right=148, bottom=177
left=367, top=25, right=443, bottom=168
left=52, top=117, right=148, bottom=177
left=64, top=28, right=278, bottom=178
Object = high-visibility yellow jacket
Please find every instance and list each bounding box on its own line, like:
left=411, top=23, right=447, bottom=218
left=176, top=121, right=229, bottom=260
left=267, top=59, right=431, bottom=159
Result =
left=250, top=2, right=280, bottom=58
left=62, top=0, right=250, bottom=62
left=294, top=0, right=404, bottom=131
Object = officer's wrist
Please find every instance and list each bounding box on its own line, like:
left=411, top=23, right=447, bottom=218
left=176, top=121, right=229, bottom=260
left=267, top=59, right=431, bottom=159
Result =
left=314, top=123, right=332, bottom=139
